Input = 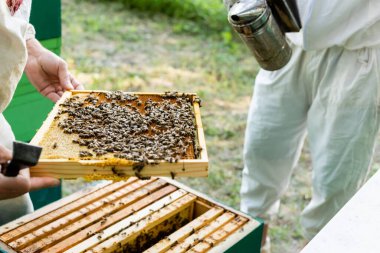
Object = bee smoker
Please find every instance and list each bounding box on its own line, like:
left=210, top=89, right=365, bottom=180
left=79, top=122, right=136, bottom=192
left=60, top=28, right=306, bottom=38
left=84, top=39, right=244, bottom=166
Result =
left=228, top=0, right=301, bottom=71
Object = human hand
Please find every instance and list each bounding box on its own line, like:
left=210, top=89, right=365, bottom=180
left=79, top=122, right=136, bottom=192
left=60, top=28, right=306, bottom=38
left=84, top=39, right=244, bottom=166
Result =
left=0, top=144, right=60, bottom=200
left=24, top=38, right=83, bottom=102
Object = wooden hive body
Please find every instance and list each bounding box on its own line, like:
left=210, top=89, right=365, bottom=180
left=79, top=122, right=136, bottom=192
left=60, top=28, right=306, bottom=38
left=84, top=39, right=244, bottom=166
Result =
left=0, top=178, right=262, bottom=253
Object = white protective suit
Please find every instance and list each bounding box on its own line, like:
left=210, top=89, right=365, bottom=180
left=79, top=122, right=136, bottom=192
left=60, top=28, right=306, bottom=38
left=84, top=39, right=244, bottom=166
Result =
left=237, top=0, right=380, bottom=239
left=0, top=0, right=36, bottom=225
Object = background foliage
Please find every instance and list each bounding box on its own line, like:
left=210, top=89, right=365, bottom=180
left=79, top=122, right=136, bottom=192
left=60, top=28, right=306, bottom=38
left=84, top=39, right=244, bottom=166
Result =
left=112, top=0, right=228, bottom=33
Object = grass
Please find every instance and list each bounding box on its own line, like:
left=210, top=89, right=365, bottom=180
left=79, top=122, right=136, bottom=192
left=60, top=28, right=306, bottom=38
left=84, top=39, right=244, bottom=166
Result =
left=105, top=0, right=228, bottom=33
left=60, top=0, right=380, bottom=252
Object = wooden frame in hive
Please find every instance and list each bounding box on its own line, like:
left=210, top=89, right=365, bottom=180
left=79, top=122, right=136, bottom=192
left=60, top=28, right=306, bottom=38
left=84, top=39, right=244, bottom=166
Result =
left=0, top=178, right=262, bottom=253
left=30, top=90, right=208, bottom=179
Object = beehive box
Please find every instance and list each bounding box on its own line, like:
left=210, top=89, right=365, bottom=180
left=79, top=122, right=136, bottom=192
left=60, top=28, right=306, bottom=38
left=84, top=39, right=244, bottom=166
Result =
left=30, top=90, right=208, bottom=179
left=0, top=178, right=263, bottom=253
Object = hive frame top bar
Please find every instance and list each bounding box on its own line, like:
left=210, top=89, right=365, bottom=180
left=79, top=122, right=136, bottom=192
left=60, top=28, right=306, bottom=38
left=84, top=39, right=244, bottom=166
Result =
left=30, top=90, right=208, bottom=179
left=0, top=177, right=262, bottom=253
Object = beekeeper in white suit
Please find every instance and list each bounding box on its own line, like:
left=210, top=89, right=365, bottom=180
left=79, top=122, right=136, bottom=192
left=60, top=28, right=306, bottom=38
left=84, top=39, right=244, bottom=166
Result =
left=0, top=0, right=82, bottom=225
left=225, top=0, right=380, bottom=250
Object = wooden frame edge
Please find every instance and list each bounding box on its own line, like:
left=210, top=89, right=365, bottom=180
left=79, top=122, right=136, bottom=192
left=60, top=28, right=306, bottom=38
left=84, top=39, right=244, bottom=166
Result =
left=193, top=102, right=208, bottom=161
left=30, top=91, right=72, bottom=145
left=70, top=90, right=198, bottom=96
left=160, top=178, right=261, bottom=224
left=0, top=181, right=111, bottom=235
left=160, top=178, right=262, bottom=251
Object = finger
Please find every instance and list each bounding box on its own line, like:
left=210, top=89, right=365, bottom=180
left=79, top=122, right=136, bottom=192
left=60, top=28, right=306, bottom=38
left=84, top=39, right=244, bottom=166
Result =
left=0, top=145, right=12, bottom=163
left=58, top=61, right=74, bottom=90
left=46, top=92, right=62, bottom=103
left=0, top=170, right=31, bottom=200
left=70, top=75, right=84, bottom=90
left=30, top=177, right=60, bottom=191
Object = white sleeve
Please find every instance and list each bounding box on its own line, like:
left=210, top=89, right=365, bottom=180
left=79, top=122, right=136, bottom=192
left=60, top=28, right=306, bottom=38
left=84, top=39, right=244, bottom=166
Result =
left=0, top=1, right=29, bottom=113
left=25, top=23, right=36, bottom=40
left=13, top=0, right=32, bottom=22
left=301, top=0, right=380, bottom=50
left=13, top=0, right=35, bottom=40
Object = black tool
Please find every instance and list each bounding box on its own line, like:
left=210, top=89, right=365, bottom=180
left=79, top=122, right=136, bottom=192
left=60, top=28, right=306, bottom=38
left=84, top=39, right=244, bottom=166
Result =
left=266, top=0, right=302, bottom=33
left=1, top=141, right=42, bottom=177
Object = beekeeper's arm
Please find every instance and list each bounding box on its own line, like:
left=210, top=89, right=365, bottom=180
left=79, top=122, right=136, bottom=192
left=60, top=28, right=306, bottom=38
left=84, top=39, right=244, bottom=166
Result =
left=13, top=0, right=83, bottom=102
left=25, top=39, right=83, bottom=102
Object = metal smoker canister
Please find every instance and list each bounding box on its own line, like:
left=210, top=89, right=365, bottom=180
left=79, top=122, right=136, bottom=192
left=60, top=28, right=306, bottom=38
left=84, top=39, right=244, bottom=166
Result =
left=228, top=0, right=292, bottom=71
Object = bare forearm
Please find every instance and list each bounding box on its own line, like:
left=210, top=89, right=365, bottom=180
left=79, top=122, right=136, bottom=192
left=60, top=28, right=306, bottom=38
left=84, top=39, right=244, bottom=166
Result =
left=24, top=38, right=82, bottom=102
left=25, top=38, right=46, bottom=59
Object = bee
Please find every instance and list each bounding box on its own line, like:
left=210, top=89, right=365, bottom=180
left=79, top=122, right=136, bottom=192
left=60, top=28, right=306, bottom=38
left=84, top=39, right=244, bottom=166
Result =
left=79, top=151, right=93, bottom=158
left=57, top=92, right=198, bottom=163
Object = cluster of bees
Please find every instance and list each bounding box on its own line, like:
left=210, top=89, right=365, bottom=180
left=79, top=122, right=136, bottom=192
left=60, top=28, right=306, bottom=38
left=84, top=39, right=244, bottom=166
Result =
left=121, top=212, right=189, bottom=252
left=56, top=91, right=201, bottom=165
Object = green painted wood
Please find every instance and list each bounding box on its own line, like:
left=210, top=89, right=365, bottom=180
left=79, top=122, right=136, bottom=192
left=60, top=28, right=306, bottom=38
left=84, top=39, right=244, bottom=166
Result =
left=225, top=220, right=264, bottom=253
left=30, top=185, right=62, bottom=210
left=3, top=92, right=54, bottom=141
left=40, top=37, right=62, bottom=51
left=30, top=0, right=61, bottom=40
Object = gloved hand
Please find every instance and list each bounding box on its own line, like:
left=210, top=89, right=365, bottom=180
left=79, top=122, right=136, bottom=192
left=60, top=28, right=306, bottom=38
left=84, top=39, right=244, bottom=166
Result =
left=24, top=38, right=84, bottom=102
left=0, top=144, right=60, bottom=200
